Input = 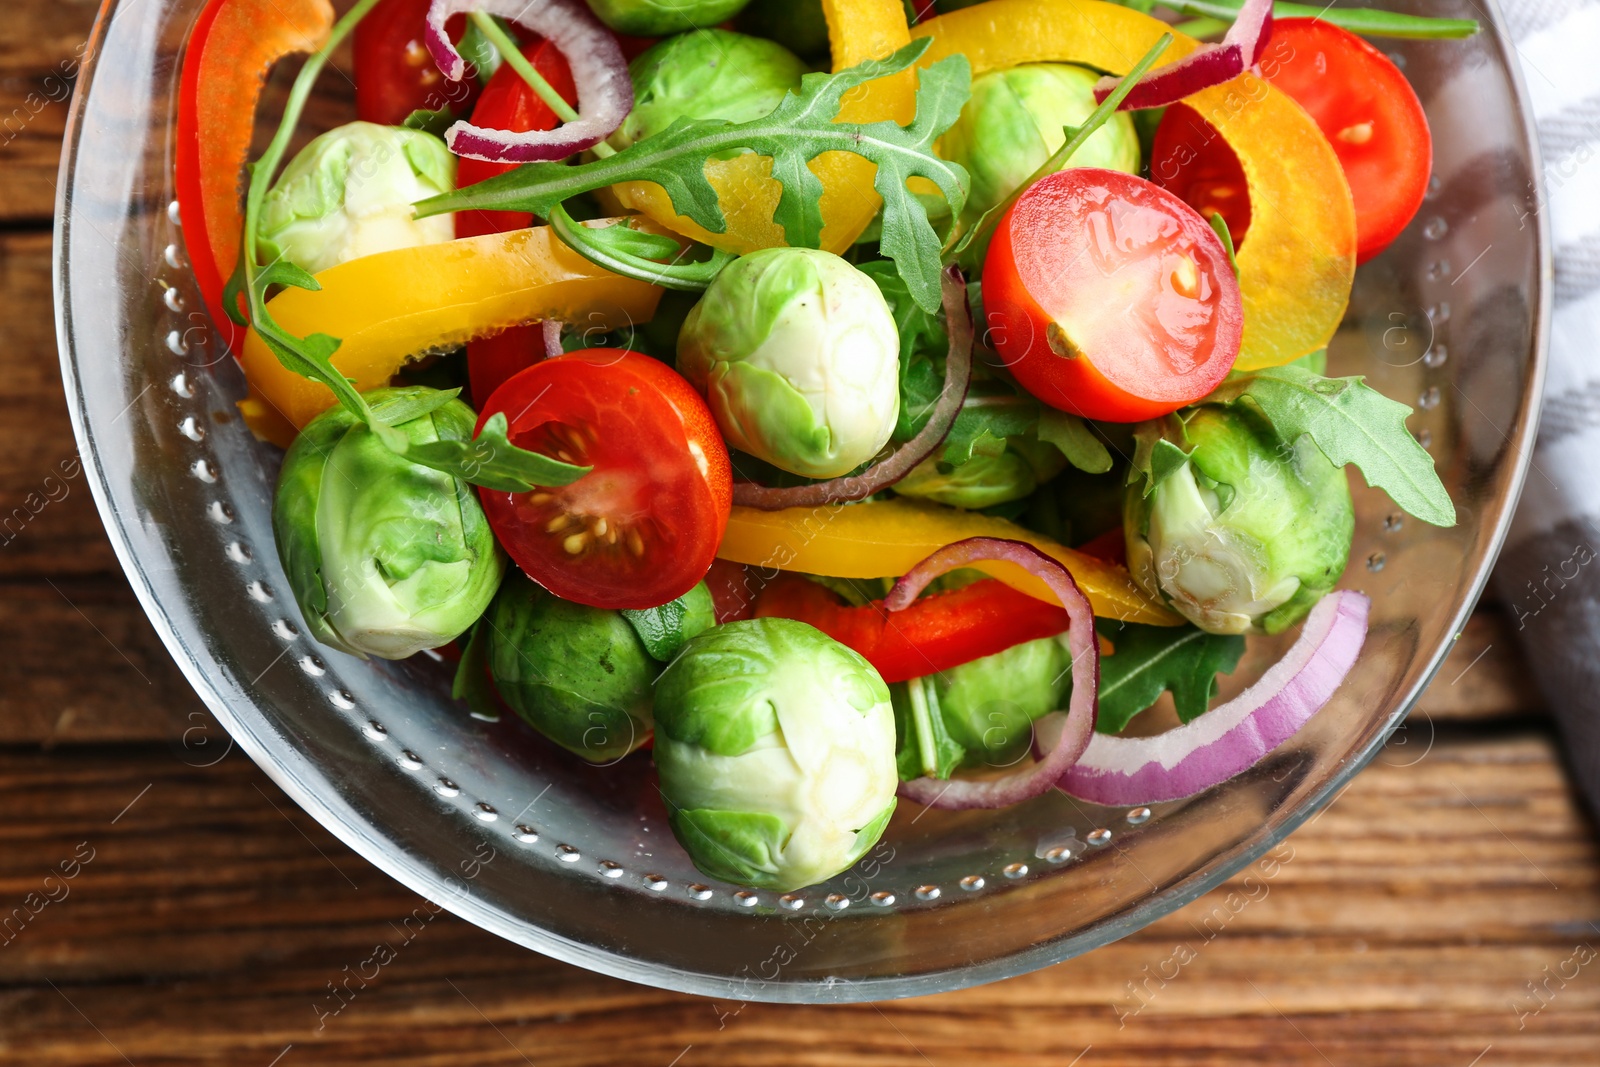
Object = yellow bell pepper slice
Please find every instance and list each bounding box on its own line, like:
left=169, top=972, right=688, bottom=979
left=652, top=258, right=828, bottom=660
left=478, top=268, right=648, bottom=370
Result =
left=238, top=224, right=663, bottom=443
left=911, top=0, right=1356, bottom=369
left=612, top=0, right=914, bottom=255
left=718, top=497, right=1180, bottom=625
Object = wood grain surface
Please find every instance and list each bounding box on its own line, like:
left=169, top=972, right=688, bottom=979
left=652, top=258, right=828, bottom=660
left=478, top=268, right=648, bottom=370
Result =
left=2, top=2, right=1597, bottom=1064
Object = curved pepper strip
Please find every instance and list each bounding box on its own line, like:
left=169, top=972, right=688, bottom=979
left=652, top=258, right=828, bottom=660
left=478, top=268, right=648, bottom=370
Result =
left=175, top=0, right=335, bottom=357
left=612, top=0, right=914, bottom=255
left=911, top=0, right=1356, bottom=369
left=238, top=224, right=663, bottom=444
left=717, top=497, right=1179, bottom=625
left=755, top=572, right=1078, bottom=683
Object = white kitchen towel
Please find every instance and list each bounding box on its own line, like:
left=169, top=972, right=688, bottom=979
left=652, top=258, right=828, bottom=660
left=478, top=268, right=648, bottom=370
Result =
left=1491, top=0, right=1600, bottom=816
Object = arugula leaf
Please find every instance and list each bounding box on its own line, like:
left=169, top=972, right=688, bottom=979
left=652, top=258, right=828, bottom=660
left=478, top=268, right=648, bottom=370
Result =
left=451, top=621, right=501, bottom=722
left=225, top=0, right=589, bottom=494
left=1208, top=364, right=1455, bottom=527
left=942, top=395, right=1037, bottom=465
left=417, top=39, right=972, bottom=313
left=1038, top=409, right=1113, bottom=474
left=403, top=106, right=457, bottom=138
left=894, top=677, right=967, bottom=781
left=549, top=204, right=735, bottom=291
left=860, top=261, right=948, bottom=439
left=1095, top=620, right=1246, bottom=734
left=1207, top=211, right=1239, bottom=278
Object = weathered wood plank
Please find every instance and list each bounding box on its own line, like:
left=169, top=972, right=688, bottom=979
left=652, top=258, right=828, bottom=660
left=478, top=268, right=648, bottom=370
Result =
left=0, top=0, right=98, bottom=222
left=0, top=734, right=1593, bottom=1066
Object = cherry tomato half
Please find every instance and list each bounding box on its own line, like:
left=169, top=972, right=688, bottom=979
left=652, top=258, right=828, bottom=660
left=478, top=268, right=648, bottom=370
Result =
left=353, top=0, right=478, bottom=126
left=1153, top=19, right=1431, bottom=264
left=982, top=168, right=1244, bottom=423
left=476, top=350, right=733, bottom=610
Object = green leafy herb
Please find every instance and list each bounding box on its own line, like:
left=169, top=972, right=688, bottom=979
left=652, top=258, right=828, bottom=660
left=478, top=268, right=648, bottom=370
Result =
left=894, top=676, right=966, bottom=781
left=549, top=204, right=735, bottom=291
left=451, top=621, right=501, bottom=722
left=402, top=106, right=457, bottom=137
left=1096, top=620, right=1246, bottom=733
left=1207, top=364, right=1455, bottom=527
left=859, top=260, right=950, bottom=439
left=417, top=38, right=973, bottom=313
left=944, top=33, right=1172, bottom=272
left=1207, top=211, right=1239, bottom=278
left=942, top=394, right=1037, bottom=465
left=1038, top=409, right=1114, bottom=474
left=225, top=0, right=588, bottom=493
left=1161, top=0, right=1479, bottom=39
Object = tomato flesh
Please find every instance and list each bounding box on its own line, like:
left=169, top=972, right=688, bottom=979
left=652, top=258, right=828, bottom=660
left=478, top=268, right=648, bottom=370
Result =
left=754, top=573, right=1072, bottom=684
left=476, top=351, right=732, bottom=610
left=353, top=0, right=478, bottom=126
left=1153, top=19, right=1431, bottom=264
left=983, top=168, right=1243, bottom=423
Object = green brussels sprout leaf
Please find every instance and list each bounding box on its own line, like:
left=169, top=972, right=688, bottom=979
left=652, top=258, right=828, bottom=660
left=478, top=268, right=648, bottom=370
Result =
left=666, top=808, right=787, bottom=885
left=1207, top=364, right=1455, bottom=527
left=620, top=582, right=716, bottom=661
left=550, top=204, right=737, bottom=292
left=403, top=106, right=458, bottom=138
left=1129, top=418, right=1194, bottom=497
left=1095, top=620, right=1246, bottom=734
left=1037, top=409, right=1114, bottom=474
left=417, top=38, right=973, bottom=313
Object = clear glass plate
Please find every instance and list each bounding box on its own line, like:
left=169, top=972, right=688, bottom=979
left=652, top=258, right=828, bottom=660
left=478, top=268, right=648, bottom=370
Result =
left=54, top=0, right=1548, bottom=1002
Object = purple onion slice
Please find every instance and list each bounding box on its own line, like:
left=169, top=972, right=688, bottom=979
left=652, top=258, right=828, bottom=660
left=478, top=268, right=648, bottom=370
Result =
left=424, top=0, right=632, bottom=162
left=1094, top=0, right=1275, bottom=111
left=731, top=267, right=973, bottom=510
left=1042, top=589, right=1369, bottom=806
left=891, top=537, right=1099, bottom=812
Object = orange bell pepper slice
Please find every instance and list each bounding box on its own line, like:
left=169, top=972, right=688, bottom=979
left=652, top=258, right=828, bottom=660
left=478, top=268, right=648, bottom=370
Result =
left=175, top=0, right=335, bottom=356
left=717, top=497, right=1179, bottom=625
left=237, top=225, right=663, bottom=444
left=911, top=0, right=1357, bottom=369
left=612, top=0, right=914, bottom=255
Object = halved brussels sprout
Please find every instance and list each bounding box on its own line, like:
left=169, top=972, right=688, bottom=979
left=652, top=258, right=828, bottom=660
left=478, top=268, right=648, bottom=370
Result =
left=611, top=29, right=805, bottom=151
left=653, top=618, right=898, bottom=891
left=941, top=63, right=1141, bottom=220
left=1125, top=406, right=1354, bottom=635
left=259, top=121, right=456, bottom=275
left=678, top=247, right=901, bottom=479
left=274, top=387, right=503, bottom=660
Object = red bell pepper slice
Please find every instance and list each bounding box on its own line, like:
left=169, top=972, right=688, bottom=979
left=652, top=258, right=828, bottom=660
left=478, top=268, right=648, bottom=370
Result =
left=753, top=572, right=1072, bottom=684
left=175, top=0, right=335, bottom=356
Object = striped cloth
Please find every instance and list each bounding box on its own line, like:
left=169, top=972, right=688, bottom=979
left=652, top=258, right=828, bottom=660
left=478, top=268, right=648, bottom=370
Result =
left=1491, top=0, right=1600, bottom=816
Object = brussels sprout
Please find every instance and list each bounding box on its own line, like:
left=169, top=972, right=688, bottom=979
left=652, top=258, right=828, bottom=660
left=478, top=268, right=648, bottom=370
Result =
left=611, top=29, right=805, bottom=151
left=274, top=387, right=504, bottom=660
left=586, top=0, right=752, bottom=36
left=1125, top=406, right=1354, bottom=636
left=734, top=0, right=829, bottom=61
left=653, top=619, right=898, bottom=890
left=483, top=570, right=656, bottom=763
left=941, top=64, right=1142, bottom=219
left=934, top=636, right=1072, bottom=764
left=259, top=121, right=456, bottom=276
left=895, top=434, right=1067, bottom=509
left=679, top=247, right=901, bottom=479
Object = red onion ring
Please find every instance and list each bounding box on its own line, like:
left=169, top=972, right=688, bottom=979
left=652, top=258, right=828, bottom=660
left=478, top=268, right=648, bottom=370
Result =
left=540, top=319, right=563, bottom=359
left=731, top=267, right=973, bottom=510
left=1038, top=590, right=1369, bottom=806
left=424, top=0, right=632, bottom=162
left=891, top=537, right=1099, bottom=812
left=1094, top=0, right=1274, bottom=111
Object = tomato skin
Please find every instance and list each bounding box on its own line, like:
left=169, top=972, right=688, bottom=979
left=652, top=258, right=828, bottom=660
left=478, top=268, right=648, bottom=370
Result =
left=475, top=351, right=732, bottom=611
left=1153, top=20, right=1430, bottom=265
left=753, top=573, right=1072, bottom=684
left=983, top=168, right=1243, bottom=423
left=353, top=0, right=478, bottom=126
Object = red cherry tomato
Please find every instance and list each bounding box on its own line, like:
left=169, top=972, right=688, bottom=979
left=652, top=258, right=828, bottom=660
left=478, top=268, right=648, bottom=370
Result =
left=1153, top=19, right=1431, bottom=264
left=753, top=573, right=1072, bottom=684
left=353, top=0, right=478, bottom=126
left=455, top=38, right=579, bottom=408
left=475, top=351, right=732, bottom=610
left=982, top=168, right=1244, bottom=423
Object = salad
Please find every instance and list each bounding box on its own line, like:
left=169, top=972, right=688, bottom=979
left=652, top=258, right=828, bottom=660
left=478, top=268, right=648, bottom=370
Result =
left=176, top=0, right=1473, bottom=893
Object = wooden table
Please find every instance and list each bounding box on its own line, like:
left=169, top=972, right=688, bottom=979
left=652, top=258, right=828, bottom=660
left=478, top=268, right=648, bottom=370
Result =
left=4, top=3, right=1598, bottom=1063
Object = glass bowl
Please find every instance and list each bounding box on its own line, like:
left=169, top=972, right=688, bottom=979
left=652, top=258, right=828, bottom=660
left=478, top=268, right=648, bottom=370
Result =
left=55, top=0, right=1547, bottom=1002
